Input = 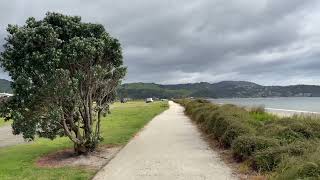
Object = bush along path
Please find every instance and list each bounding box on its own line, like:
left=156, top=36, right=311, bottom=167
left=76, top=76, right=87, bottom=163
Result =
left=176, top=99, right=320, bottom=179
left=94, top=101, right=236, bottom=180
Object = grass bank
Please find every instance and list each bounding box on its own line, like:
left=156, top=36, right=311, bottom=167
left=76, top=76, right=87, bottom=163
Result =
left=176, top=99, right=320, bottom=179
left=0, top=101, right=168, bottom=180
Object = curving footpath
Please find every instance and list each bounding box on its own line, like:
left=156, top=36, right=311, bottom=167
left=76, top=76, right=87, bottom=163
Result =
left=94, top=101, right=236, bottom=180
left=0, top=125, right=25, bottom=148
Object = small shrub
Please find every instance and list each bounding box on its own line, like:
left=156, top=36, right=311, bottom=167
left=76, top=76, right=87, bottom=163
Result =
left=253, top=148, right=282, bottom=172
left=193, top=112, right=205, bottom=123
left=200, top=109, right=221, bottom=134
left=253, top=142, right=310, bottom=172
left=232, top=136, right=279, bottom=161
left=274, top=145, right=320, bottom=179
left=298, top=162, right=320, bottom=179
left=299, top=116, right=320, bottom=138
left=189, top=106, right=204, bottom=119
left=249, top=106, right=265, bottom=114
left=194, top=99, right=211, bottom=104
left=275, top=127, right=308, bottom=144
left=260, top=119, right=314, bottom=144
left=192, top=104, right=215, bottom=123
left=213, top=114, right=237, bottom=139
left=184, top=102, right=200, bottom=115
left=160, top=104, right=169, bottom=108
left=290, top=122, right=314, bottom=139
left=220, top=122, right=254, bottom=148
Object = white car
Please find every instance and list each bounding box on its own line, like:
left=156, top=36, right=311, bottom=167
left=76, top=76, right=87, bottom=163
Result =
left=145, top=98, right=153, bottom=103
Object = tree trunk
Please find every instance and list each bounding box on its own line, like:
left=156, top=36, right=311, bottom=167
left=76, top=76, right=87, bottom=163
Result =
left=74, top=143, right=89, bottom=155
left=73, top=139, right=97, bottom=155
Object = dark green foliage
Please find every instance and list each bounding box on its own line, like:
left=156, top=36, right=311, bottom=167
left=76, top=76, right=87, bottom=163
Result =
left=179, top=99, right=254, bottom=147
left=253, top=141, right=314, bottom=172
left=252, top=147, right=283, bottom=172
left=293, top=115, right=320, bottom=138
left=261, top=118, right=314, bottom=144
left=193, top=105, right=214, bottom=124
left=118, top=83, right=191, bottom=99
left=0, top=12, right=126, bottom=154
left=297, top=162, right=320, bottom=179
left=176, top=99, right=320, bottom=179
left=220, top=121, right=253, bottom=147
left=213, top=114, right=239, bottom=139
left=232, top=136, right=279, bottom=160
left=201, top=110, right=221, bottom=134
left=193, top=99, right=211, bottom=104
left=275, top=149, right=320, bottom=180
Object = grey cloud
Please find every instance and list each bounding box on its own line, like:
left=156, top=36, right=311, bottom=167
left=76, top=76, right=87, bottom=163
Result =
left=0, top=0, right=319, bottom=85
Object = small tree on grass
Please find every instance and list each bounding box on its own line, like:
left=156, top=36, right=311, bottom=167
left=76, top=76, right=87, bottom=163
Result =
left=0, top=12, right=126, bottom=154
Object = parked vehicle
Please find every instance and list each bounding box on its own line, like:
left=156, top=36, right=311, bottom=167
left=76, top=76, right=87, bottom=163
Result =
left=145, top=98, right=153, bottom=103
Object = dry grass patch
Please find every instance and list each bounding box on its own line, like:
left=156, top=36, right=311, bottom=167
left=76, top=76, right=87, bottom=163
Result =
left=36, top=145, right=122, bottom=170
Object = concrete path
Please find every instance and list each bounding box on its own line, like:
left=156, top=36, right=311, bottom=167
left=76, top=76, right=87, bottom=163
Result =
left=0, top=125, right=25, bottom=148
left=94, top=101, right=236, bottom=180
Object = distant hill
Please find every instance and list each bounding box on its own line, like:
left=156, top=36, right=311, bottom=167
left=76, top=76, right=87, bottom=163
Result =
left=1, top=79, right=319, bottom=99
left=118, top=81, right=320, bottom=99
left=0, top=79, right=12, bottom=93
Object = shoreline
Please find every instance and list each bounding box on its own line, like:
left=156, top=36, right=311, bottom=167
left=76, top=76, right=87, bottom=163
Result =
left=266, top=108, right=320, bottom=117
left=214, top=102, right=320, bottom=117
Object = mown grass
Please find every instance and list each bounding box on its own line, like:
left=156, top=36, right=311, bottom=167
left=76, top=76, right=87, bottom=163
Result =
left=176, top=99, right=320, bottom=179
left=0, top=101, right=168, bottom=180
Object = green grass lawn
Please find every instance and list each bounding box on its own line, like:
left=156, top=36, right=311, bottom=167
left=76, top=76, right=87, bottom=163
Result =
left=0, top=101, right=168, bottom=180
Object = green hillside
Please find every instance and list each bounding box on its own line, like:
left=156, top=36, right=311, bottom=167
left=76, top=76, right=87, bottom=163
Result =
left=1, top=79, right=319, bottom=99
left=118, top=81, right=320, bottom=99
left=0, top=79, right=12, bottom=93
left=118, top=83, right=191, bottom=99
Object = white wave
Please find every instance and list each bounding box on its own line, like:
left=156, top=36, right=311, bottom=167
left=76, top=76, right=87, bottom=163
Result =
left=213, top=102, right=320, bottom=114
left=265, top=108, right=320, bottom=114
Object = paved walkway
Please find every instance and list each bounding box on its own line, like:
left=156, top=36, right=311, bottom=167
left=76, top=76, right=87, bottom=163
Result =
left=94, top=101, right=236, bottom=180
left=0, top=125, right=25, bottom=148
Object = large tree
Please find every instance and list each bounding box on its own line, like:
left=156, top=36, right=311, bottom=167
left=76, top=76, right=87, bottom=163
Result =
left=0, top=12, right=126, bottom=154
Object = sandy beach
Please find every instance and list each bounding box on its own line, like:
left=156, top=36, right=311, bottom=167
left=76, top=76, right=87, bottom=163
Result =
left=266, top=108, right=320, bottom=117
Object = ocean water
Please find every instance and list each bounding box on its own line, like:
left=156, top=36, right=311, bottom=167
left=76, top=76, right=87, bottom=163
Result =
left=209, top=97, right=320, bottom=114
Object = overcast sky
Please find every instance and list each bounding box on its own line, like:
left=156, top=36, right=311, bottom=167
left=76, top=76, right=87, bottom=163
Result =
left=1, top=0, right=320, bottom=85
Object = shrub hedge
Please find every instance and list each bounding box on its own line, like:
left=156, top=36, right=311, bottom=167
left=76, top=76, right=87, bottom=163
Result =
left=232, top=135, right=279, bottom=161
left=175, top=99, right=320, bottom=179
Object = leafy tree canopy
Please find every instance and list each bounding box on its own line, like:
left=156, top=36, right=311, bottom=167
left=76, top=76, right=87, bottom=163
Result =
left=0, top=12, right=126, bottom=153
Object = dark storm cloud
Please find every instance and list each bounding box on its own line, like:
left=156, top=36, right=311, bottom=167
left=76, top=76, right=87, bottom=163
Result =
left=0, top=0, right=319, bottom=85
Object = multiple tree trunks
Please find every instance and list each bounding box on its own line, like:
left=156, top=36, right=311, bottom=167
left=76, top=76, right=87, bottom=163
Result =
left=0, top=12, right=126, bottom=154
